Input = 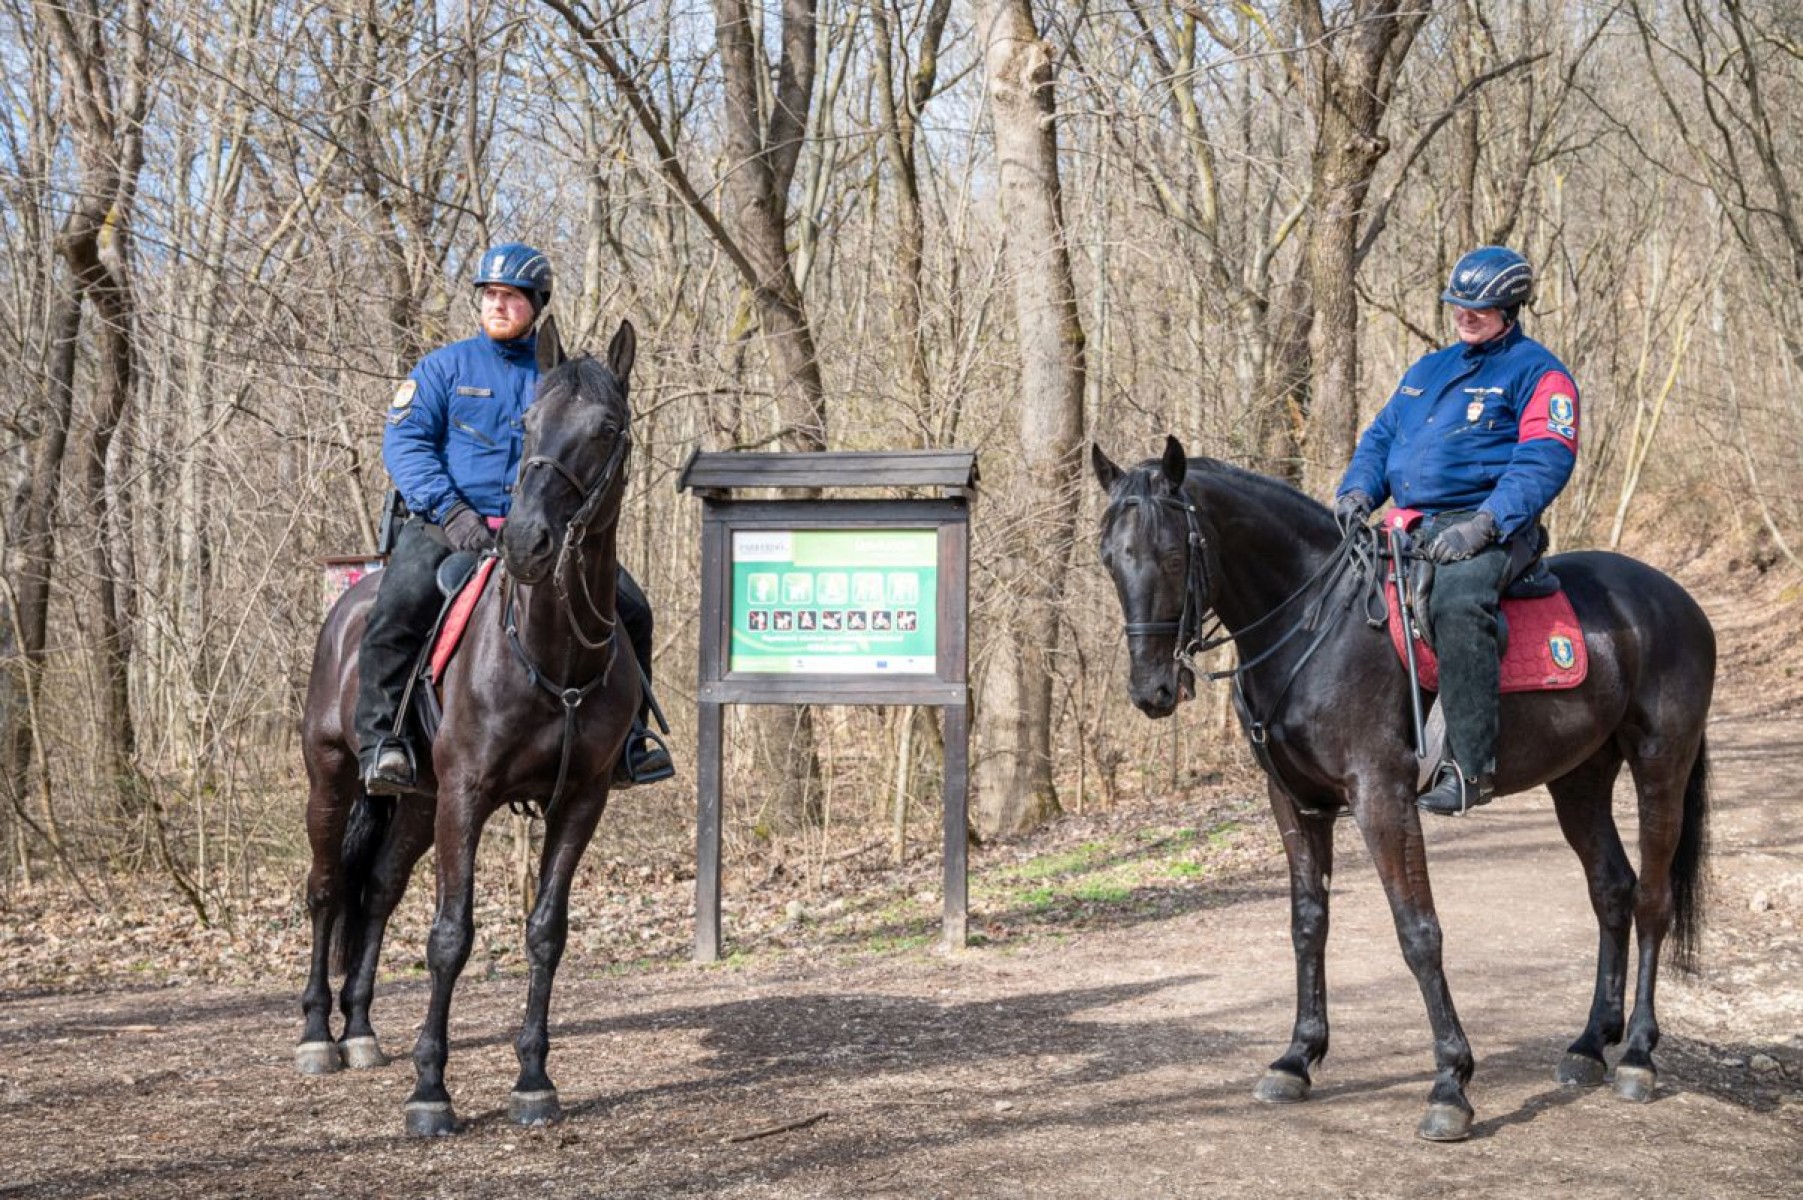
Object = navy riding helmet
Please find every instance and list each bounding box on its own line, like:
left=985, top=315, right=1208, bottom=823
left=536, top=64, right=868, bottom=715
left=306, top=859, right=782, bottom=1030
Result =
left=473, top=241, right=553, bottom=315
left=1441, top=245, right=1533, bottom=313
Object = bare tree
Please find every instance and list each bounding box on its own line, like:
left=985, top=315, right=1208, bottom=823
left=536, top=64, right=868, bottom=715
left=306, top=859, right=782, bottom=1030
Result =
left=971, top=0, right=1087, bottom=836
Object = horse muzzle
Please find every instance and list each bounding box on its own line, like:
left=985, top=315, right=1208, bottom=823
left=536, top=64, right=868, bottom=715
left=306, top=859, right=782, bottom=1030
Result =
left=500, top=519, right=556, bottom=585
left=1130, top=665, right=1194, bottom=718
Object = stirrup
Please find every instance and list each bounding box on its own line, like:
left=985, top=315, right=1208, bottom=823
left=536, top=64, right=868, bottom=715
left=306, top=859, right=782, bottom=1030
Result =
left=1417, top=763, right=1492, bottom=817
left=364, top=738, right=422, bottom=796
left=613, top=724, right=675, bottom=787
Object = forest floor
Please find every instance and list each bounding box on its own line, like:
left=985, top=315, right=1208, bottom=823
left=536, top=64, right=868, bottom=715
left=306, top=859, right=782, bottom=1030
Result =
left=1, top=553, right=1800, bottom=1198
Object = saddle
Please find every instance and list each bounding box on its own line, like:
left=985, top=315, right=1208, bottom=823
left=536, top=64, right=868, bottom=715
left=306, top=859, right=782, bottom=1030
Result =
left=1382, top=511, right=1587, bottom=694
left=392, top=552, right=498, bottom=748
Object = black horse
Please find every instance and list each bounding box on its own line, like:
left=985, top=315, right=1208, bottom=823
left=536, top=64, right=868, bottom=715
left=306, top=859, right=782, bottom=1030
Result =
left=1092, top=437, right=1713, bottom=1142
left=297, top=320, right=641, bottom=1136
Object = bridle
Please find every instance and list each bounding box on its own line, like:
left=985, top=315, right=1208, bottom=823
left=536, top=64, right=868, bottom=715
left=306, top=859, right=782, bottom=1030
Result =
left=499, top=400, right=633, bottom=814
left=1111, top=485, right=1386, bottom=741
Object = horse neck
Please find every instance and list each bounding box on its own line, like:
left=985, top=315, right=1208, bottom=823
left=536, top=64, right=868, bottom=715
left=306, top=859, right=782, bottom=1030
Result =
left=1187, top=472, right=1341, bottom=659
left=511, top=524, right=621, bottom=676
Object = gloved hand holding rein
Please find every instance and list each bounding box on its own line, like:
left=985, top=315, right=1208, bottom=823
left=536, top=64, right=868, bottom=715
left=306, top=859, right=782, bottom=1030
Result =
left=1334, top=490, right=1374, bottom=536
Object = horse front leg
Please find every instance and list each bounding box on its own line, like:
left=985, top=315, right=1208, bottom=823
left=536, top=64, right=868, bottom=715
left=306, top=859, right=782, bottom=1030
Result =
left=337, top=799, right=435, bottom=1069
left=1547, top=752, right=1633, bottom=1089
left=1254, top=781, right=1335, bottom=1104
left=404, top=810, right=483, bottom=1137
left=1353, top=792, right=1475, bottom=1142
left=510, top=788, right=610, bottom=1127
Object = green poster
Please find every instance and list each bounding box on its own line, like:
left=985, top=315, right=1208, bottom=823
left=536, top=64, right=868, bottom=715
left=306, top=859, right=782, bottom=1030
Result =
left=731, top=529, right=937, bottom=673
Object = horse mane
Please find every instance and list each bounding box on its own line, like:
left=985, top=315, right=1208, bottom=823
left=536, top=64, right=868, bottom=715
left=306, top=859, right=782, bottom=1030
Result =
left=1111, top=452, right=1332, bottom=529
left=1186, top=457, right=1331, bottom=526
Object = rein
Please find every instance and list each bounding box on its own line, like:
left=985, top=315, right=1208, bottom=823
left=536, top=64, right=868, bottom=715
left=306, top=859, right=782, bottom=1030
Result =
left=1119, top=490, right=1390, bottom=741
left=503, top=423, right=632, bottom=814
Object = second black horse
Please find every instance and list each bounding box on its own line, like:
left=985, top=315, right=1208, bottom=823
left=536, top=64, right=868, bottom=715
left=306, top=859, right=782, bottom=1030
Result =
left=1093, top=436, right=1714, bottom=1141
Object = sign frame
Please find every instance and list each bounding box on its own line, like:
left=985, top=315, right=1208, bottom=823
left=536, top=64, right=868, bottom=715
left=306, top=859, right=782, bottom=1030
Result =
left=680, top=451, right=976, bottom=962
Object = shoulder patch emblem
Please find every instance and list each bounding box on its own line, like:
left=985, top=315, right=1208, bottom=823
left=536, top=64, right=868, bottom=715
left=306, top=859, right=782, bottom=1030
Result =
left=1549, top=393, right=1575, bottom=425
left=391, top=379, right=417, bottom=410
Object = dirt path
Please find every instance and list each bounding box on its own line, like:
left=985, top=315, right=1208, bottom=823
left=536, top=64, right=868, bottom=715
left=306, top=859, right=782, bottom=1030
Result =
left=2, top=575, right=1799, bottom=1199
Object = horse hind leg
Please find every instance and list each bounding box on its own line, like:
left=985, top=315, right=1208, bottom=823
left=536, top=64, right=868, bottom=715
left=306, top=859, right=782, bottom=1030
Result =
left=337, top=796, right=434, bottom=1070
left=297, top=761, right=358, bottom=1075
left=1546, top=748, right=1632, bottom=1089
left=1613, top=731, right=1710, bottom=1103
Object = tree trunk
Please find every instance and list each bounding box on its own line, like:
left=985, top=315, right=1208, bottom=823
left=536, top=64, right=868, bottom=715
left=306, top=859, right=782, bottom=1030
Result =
left=973, top=0, right=1087, bottom=837
left=1295, top=0, right=1427, bottom=496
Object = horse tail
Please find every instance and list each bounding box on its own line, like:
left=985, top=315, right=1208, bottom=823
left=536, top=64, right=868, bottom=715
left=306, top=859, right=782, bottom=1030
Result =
left=1668, top=735, right=1711, bottom=974
left=330, top=793, right=395, bottom=976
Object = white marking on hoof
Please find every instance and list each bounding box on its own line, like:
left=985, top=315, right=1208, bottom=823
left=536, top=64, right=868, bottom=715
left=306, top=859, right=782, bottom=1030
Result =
left=340, top=1036, right=387, bottom=1069
left=404, top=1100, right=457, bottom=1137
left=1613, top=1065, right=1657, bottom=1103
left=295, top=1041, right=343, bottom=1075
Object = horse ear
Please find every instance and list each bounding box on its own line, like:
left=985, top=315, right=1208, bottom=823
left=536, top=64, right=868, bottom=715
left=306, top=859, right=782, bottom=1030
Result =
left=1091, top=443, right=1123, bottom=492
left=535, top=313, right=564, bottom=372
left=606, top=319, right=637, bottom=385
left=1161, top=436, right=1188, bottom=489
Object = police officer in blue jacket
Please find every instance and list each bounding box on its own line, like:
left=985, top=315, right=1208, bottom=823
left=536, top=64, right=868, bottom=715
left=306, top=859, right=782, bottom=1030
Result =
left=1334, top=246, right=1580, bottom=816
left=356, top=242, right=674, bottom=795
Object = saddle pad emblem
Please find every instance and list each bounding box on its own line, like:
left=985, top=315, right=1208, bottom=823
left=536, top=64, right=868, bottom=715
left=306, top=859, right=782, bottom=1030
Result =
left=1549, top=635, right=1576, bottom=669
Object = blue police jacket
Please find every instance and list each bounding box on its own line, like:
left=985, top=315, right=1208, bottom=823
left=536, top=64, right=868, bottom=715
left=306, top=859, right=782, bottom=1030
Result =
left=1337, top=323, right=1579, bottom=541
left=383, top=331, right=538, bottom=524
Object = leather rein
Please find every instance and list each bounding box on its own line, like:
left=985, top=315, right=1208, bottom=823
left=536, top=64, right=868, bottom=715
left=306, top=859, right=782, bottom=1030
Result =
left=1117, top=491, right=1387, bottom=743
left=499, top=423, right=633, bottom=814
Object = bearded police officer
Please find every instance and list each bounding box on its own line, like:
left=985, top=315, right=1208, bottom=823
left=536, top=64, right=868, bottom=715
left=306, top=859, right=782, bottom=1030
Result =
left=355, top=242, right=673, bottom=795
left=1334, top=246, right=1580, bottom=816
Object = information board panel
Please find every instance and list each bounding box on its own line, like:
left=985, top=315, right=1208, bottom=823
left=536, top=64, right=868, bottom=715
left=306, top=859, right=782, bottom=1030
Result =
left=729, top=529, right=937, bottom=674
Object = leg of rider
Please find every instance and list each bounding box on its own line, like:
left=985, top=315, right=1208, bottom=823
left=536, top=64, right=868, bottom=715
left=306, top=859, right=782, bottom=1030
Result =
left=613, top=565, right=673, bottom=783
left=1421, top=519, right=1511, bottom=812
left=354, top=519, right=453, bottom=786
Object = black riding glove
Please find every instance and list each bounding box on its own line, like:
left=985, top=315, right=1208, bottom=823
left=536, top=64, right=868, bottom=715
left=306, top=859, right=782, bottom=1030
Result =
left=441, top=503, right=495, bottom=553
left=1333, top=490, right=1374, bottom=536
left=1423, top=511, right=1497, bottom=563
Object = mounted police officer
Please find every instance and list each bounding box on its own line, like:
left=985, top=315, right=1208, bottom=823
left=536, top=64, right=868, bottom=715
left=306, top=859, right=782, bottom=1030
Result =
left=1334, top=246, right=1580, bottom=816
left=355, top=241, right=674, bottom=795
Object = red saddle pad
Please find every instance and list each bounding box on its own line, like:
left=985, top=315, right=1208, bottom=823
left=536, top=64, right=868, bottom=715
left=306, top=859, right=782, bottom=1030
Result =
left=1384, top=579, right=1587, bottom=693
left=430, top=557, right=499, bottom=685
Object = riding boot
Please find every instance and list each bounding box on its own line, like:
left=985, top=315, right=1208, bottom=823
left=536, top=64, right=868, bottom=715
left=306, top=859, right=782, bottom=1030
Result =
left=355, top=519, right=452, bottom=795
left=610, top=565, right=677, bottom=788
left=1418, top=761, right=1495, bottom=816
left=1422, top=528, right=1511, bottom=817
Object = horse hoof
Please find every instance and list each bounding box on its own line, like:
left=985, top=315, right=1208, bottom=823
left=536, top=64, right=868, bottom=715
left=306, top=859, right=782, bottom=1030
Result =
left=1252, top=1070, right=1310, bottom=1104
left=403, top=1100, right=458, bottom=1137
left=295, top=1041, right=342, bottom=1075
left=509, top=1088, right=563, bottom=1126
left=1613, top=1065, right=1656, bottom=1103
left=1417, top=1102, right=1473, bottom=1142
left=340, top=1036, right=388, bottom=1070
left=1555, top=1052, right=1607, bottom=1088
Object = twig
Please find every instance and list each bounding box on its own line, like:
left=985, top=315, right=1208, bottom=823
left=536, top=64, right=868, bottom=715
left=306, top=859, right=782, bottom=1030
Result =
left=721, top=1111, right=830, bottom=1144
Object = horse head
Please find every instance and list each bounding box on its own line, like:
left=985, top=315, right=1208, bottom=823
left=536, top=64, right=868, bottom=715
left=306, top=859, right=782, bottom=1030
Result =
left=501, top=318, right=636, bottom=585
left=1092, top=435, right=1210, bottom=717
